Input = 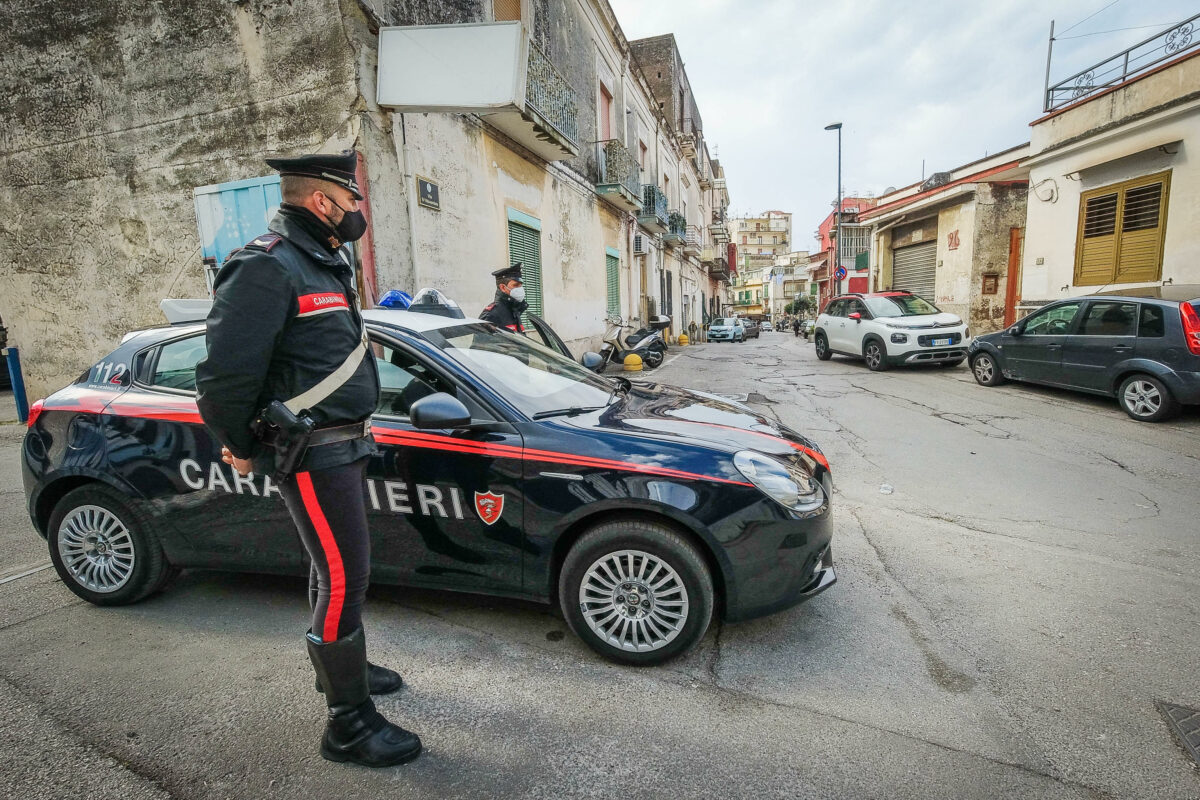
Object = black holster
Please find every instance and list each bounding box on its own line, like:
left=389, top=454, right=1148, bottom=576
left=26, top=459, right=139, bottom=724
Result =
left=252, top=400, right=315, bottom=482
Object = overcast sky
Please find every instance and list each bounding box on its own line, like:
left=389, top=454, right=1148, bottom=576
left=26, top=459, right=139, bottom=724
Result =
left=607, top=0, right=1197, bottom=250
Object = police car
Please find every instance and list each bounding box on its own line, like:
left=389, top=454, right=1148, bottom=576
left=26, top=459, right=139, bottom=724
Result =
left=21, top=301, right=835, bottom=665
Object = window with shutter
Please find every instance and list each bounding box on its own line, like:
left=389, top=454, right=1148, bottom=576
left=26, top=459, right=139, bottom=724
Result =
left=606, top=253, right=620, bottom=316
left=507, top=219, right=542, bottom=325
left=1074, top=170, right=1170, bottom=286
left=494, top=0, right=521, bottom=21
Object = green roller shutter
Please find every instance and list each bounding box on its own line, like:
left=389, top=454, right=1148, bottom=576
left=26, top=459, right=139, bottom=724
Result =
left=606, top=252, right=620, bottom=317
left=507, top=219, right=542, bottom=324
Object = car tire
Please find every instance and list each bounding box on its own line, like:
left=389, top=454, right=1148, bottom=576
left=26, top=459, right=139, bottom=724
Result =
left=47, top=484, right=172, bottom=606
left=558, top=519, right=714, bottom=666
left=1117, top=374, right=1179, bottom=422
left=643, top=350, right=664, bottom=369
left=814, top=333, right=832, bottom=361
left=863, top=338, right=890, bottom=371
left=970, top=352, right=1006, bottom=386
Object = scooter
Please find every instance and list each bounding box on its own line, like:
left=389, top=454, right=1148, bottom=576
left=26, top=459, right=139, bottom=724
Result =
left=595, top=317, right=667, bottom=372
left=624, top=314, right=671, bottom=352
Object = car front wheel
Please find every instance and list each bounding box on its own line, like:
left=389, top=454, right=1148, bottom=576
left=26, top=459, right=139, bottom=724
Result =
left=1118, top=374, right=1178, bottom=422
left=971, top=353, right=1005, bottom=386
left=814, top=333, right=832, bottom=361
left=863, top=339, right=890, bottom=371
left=47, top=484, right=173, bottom=606
left=559, top=519, right=714, bottom=665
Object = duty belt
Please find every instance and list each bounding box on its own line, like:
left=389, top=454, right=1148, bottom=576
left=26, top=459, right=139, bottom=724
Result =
left=260, top=419, right=371, bottom=448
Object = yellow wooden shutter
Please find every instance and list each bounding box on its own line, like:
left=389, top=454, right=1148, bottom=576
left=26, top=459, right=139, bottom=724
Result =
left=1075, top=190, right=1118, bottom=285
left=494, top=0, right=521, bottom=21
left=1115, top=173, right=1169, bottom=283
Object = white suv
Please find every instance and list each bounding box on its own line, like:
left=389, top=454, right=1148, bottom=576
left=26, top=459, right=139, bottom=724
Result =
left=814, top=292, right=970, bottom=371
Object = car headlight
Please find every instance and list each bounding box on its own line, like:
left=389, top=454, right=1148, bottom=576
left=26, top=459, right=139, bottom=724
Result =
left=733, top=450, right=824, bottom=512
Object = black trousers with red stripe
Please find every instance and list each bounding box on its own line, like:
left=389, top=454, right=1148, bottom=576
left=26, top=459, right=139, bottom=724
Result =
left=279, top=457, right=372, bottom=643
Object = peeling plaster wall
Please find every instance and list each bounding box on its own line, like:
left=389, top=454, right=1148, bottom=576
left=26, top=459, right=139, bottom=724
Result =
left=934, top=202, right=976, bottom=324
left=0, top=0, right=378, bottom=397
left=968, top=183, right=1027, bottom=333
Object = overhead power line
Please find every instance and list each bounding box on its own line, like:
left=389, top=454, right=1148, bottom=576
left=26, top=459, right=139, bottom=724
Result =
left=1057, top=23, right=1172, bottom=40
left=1058, top=0, right=1122, bottom=36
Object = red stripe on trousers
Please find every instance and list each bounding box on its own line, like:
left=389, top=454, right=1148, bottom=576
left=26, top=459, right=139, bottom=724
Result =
left=296, top=472, right=346, bottom=643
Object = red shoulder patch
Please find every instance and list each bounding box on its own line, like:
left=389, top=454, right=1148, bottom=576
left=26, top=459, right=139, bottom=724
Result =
left=246, top=233, right=282, bottom=251
left=483, top=303, right=496, bottom=312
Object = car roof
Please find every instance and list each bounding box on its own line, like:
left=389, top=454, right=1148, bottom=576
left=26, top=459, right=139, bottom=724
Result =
left=1091, top=284, right=1200, bottom=302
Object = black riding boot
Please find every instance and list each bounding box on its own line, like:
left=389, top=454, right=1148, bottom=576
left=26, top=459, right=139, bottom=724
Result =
left=306, top=628, right=422, bottom=767
left=316, top=662, right=403, bottom=696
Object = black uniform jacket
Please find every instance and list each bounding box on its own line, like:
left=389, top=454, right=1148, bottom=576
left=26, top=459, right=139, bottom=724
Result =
left=195, top=208, right=380, bottom=473
left=479, top=290, right=528, bottom=334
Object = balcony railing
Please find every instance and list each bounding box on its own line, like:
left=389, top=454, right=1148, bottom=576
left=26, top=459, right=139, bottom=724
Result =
left=709, top=256, right=731, bottom=281
left=639, top=185, right=668, bottom=233
left=684, top=225, right=703, bottom=255
left=1045, top=13, right=1200, bottom=111
left=594, top=139, right=640, bottom=211
left=663, top=211, right=687, bottom=247
left=526, top=39, right=580, bottom=149
left=700, top=246, right=716, bottom=265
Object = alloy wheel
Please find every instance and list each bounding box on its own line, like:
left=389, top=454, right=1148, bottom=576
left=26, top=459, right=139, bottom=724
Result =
left=865, top=343, right=882, bottom=369
left=974, top=356, right=994, bottom=383
left=57, top=505, right=136, bottom=593
left=1123, top=380, right=1162, bottom=417
left=578, top=549, right=689, bottom=653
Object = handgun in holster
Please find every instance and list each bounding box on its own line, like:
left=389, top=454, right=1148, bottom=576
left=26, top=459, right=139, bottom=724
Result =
left=253, top=400, right=315, bottom=482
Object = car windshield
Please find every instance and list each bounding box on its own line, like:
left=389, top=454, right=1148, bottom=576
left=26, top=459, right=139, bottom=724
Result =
left=862, top=295, right=940, bottom=317
left=422, top=323, right=615, bottom=417
left=715, top=318, right=737, bottom=326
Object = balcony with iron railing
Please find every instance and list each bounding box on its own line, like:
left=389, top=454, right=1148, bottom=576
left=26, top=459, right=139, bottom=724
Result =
left=639, top=185, right=669, bottom=234
left=663, top=211, right=687, bottom=247
left=376, top=23, right=579, bottom=161
left=709, top=209, right=730, bottom=243
left=684, top=225, right=702, bottom=256
left=594, top=139, right=640, bottom=212
left=1045, top=13, right=1199, bottom=111
left=708, top=255, right=731, bottom=282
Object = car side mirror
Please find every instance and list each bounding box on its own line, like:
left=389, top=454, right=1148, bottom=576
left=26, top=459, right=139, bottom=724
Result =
left=410, top=393, right=471, bottom=429
left=1007, top=325, right=1021, bottom=336
left=581, top=351, right=604, bottom=372
left=849, top=312, right=862, bottom=321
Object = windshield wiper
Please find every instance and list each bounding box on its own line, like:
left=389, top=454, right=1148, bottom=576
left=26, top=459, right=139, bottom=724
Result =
left=531, top=405, right=606, bottom=420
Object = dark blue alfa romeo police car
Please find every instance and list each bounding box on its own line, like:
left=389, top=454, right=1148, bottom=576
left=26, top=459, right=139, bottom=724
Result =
left=22, top=307, right=835, bottom=664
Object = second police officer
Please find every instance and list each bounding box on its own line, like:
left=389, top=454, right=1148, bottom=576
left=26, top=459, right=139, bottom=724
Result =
left=480, top=262, right=528, bottom=334
left=195, top=151, right=423, bottom=768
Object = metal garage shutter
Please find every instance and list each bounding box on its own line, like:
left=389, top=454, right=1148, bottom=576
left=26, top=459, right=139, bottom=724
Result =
left=892, top=241, right=937, bottom=300
left=507, top=220, right=543, bottom=324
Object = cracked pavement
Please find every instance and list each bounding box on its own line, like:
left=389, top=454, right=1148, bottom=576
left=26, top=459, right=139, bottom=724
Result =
left=1, top=335, right=1198, bottom=799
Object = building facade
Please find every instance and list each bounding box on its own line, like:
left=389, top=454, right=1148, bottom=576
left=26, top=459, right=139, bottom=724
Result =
left=1020, top=31, right=1200, bottom=310
left=0, top=0, right=736, bottom=397
left=859, top=148, right=1029, bottom=332
left=809, top=197, right=878, bottom=308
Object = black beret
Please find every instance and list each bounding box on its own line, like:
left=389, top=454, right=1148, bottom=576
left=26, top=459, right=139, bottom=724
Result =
left=265, top=150, right=363, bottom=200
left=492, top=263, right=523, bottom=282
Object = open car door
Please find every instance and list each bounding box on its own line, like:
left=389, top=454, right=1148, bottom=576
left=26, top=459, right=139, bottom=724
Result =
left=527, top=313, right=574, bottom=361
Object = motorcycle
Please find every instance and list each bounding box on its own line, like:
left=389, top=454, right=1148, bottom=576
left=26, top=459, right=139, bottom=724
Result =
left=623, top=314, right=671, bottom=353
left=595, top=316, right=668, bottom=372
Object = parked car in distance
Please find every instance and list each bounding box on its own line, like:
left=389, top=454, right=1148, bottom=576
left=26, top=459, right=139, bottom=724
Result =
left=761, top=321, right=774, bottom=332
left=814, top=292, right=969, bottom=370
left=968, top=285, right=1200, bottom=422
left=743, top=320, right=761, bottom=339
left=708, top=317, right=747, bottom=343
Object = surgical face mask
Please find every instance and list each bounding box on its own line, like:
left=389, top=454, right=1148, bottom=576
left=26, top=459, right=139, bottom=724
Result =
left=326, top=197, right=368, bottom=243
left=507, top=286, right=526, bottom=303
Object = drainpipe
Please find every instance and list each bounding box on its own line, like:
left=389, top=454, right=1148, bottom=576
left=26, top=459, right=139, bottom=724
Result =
left=396, top=113, right=420, bottom=290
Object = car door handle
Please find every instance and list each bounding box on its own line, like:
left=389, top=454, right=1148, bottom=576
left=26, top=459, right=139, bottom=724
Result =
left=1046, top=344, right=1061, bottom=350
left=1112, top=345, right=1132, bottom=352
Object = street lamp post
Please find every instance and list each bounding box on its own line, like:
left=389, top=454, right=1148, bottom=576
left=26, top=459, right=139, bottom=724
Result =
left=825, top=122, right=843, bottom=297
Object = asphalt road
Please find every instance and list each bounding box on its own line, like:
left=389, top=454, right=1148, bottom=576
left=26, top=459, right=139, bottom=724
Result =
left=0, top=337, right=1197, bottom=800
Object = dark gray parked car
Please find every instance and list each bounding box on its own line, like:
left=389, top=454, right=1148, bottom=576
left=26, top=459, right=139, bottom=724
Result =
left=968, top=285, right=1200, bottom=422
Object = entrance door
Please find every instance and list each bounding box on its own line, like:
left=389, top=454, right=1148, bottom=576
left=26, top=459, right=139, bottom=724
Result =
left=1006, top=301, right=1083, bottom=384
left=892, top=241, right=937, bottom=300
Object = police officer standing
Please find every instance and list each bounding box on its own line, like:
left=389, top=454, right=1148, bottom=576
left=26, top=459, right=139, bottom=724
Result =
left=195, top=151, right=422, bottom=768
left=479, top=263, right=528, bottom=334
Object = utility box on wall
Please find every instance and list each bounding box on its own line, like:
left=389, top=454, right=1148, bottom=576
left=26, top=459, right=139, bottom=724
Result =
left=193, top=175, right=282, bottom=294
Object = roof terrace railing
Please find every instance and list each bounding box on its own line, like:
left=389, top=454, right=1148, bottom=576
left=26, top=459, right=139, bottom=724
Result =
left=1045, top=13, right=1199, bottom=111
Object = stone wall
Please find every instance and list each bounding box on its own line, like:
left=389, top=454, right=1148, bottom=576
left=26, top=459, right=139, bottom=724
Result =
left=0, top=0, right=379, bottom=397
left=969, top=183, right=1027, bottom=333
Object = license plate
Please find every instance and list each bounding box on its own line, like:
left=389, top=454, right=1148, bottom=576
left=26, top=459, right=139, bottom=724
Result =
left=932, top=338, right=952, bottom=346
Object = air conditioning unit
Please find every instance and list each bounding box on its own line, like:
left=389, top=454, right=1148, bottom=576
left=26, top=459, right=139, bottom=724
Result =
left=633, top=234, right=648, bottom=256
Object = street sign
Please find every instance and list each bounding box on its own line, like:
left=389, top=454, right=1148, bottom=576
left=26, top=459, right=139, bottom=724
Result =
left=834, top=266, right=847, bottom=280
